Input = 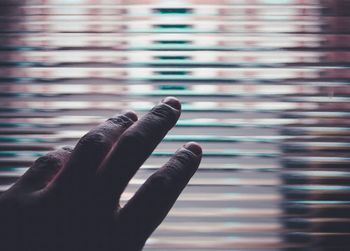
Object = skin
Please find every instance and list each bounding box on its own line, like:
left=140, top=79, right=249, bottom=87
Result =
left=0, top=97, right=202, bottom=251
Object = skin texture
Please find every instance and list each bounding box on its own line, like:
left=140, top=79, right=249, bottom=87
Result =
left=0, top=97, right=202, bottom=251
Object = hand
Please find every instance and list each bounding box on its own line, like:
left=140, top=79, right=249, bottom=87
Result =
left=0, top=97, right=202, bottom=251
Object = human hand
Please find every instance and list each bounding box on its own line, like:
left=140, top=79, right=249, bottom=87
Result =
left=0, top=97, right=202, bottom=251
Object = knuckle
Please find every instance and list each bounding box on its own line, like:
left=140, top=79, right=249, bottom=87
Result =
left=61, top=146, right=73, bottom=152
left=30, top=152, right=63, bottom=175
left=78, top=131, right=110, bottom=150
left=107, top=115, right=134, bottom=128
left=34, top=153, right=62, bottom=169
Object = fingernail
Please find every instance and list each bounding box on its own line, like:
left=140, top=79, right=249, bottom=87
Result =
left=183, top=142, right=202, bottom=156
left=161, top=96, right=181, bottom=110
left=123, top=110, right=138, bottom=122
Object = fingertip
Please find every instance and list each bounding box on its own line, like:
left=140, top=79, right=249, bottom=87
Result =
left=183, top=142, right=202, bottom=156
left=123, top=110, right=138, bottom=122
left=161, top=96, right=181, bottom=111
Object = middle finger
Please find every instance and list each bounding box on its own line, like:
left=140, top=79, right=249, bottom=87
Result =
left=97, top=97, right=181, bottom=205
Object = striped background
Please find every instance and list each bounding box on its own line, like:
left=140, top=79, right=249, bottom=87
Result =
left=0, top=0, right=349, bottom=250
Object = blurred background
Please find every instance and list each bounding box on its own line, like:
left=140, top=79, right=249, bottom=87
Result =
left=0, top=0, right=349, bottom=250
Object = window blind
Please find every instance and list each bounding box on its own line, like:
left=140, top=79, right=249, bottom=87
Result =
left=0, top=0, right=349, bottom=250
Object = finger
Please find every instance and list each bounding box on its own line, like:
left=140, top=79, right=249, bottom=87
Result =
left=97, top=97, right=181, bottom=203
left=117, top=142, right=202, bottom=244
left=14, top=147, right=72, bottom=192
left=52, top=112, right=137, bottom=192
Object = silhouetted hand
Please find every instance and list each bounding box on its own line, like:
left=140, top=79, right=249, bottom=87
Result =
left=0, top=97, right=202, bottom=251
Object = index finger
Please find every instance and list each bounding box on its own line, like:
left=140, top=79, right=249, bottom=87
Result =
left=97, top=97, right=181, bottom=204
left=51, top=111, right=137, bottom=193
